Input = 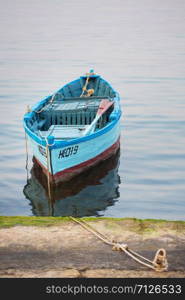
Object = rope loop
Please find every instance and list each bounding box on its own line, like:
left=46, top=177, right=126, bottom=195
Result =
left=153, top=248, right=168, bottom=272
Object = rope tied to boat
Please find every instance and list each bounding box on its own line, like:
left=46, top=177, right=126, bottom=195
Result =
left=24, top=132, right=29, bottom=181
left=45, top=137, right=55, bottom=201
left=80, top=74, right=90, bottom=97
left=80, top=70, right=95, bottom=97
left=35, top=93, right=56, bottom=114
left=70, top=216, right=168, bottom=272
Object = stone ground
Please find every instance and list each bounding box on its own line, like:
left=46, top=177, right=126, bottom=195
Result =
left=0, top=219, right=185, bottom=278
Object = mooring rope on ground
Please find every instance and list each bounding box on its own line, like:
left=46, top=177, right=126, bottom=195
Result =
left=24, top=99, right=167, bottom=272
left=70, top=216, right=168, bottom=272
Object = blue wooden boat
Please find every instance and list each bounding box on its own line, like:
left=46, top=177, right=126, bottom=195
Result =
left=23, top=70, right=122, bottom=182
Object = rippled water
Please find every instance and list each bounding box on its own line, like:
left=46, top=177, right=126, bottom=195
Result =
left=0, top=0, right=185, bottom=219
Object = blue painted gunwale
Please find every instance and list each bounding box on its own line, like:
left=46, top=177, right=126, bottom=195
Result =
left=23, top=112, right=121, bottom=149
left=23, top=76, right=121, bottom=149
left=23, top=74, right=122, bottom=150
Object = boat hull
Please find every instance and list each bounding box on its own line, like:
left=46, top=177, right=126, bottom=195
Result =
left=24, top=149, right=120, bottom=216
left=28, top=119, right=121, bottom=183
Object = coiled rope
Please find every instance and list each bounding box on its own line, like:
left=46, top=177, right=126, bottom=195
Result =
left=70, top=216, right=168, bottom=272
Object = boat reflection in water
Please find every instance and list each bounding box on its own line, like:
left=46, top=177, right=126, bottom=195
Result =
left=23, top=149, right=121, bottom=217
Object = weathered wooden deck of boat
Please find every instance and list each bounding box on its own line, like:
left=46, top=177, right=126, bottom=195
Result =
left=0, top=217, right=185, bottom=278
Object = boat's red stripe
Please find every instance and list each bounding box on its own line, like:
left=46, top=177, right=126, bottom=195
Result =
left=34, top=137, right=120, bottom=179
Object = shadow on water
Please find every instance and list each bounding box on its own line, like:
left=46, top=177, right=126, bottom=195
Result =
left=23, top=149, right=121, bottom=217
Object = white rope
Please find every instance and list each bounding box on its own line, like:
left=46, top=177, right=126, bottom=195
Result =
left=70, top=217, right=168, bottom=272
left=76, top=218, right=158, bottom=268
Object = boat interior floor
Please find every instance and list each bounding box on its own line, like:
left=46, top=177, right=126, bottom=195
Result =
left=35, top=97, right=113, bottom=140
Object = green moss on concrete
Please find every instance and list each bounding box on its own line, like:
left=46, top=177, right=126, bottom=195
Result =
left=0, top=216, right=71, bottom=228
left=0, top=216, right=185, bottom=230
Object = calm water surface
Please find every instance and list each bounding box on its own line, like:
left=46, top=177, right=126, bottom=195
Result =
left=0, top=0, right=185, bottom=219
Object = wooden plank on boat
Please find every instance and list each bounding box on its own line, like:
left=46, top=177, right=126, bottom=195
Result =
left=40, top=125, right=89, bottom=140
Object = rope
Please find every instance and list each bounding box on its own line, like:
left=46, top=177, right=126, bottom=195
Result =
left=70, top=217, right=168, bottom=272
left=24, top=132, right=29, bottom=181
left=45, top=138, right=55, bottom=201
left=80, top=74, right=90, bottom=97
left=35, top=93, right=56, bottom=114
left=45, top=144, right=52, bottom=201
